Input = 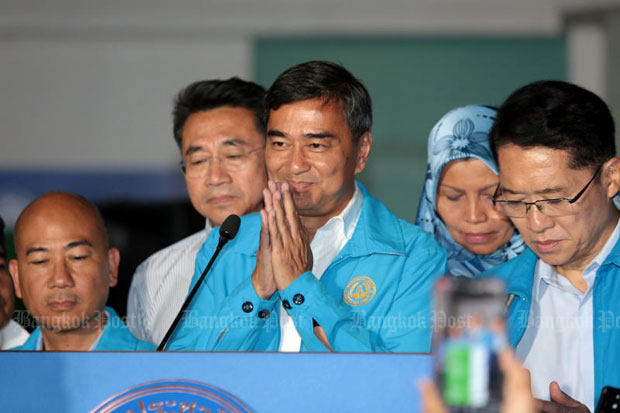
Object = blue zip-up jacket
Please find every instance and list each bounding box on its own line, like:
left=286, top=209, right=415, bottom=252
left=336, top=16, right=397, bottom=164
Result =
left=169, top=182, right=447, bottom=352
left=12, top=307, right=155, bottom=351
left=483, top=246, right=620, bottom=407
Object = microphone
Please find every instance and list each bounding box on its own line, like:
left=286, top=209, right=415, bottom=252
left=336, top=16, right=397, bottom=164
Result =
left=157, top=214, right=241, bottom=351
left=218, top=214, right=240, bottom=243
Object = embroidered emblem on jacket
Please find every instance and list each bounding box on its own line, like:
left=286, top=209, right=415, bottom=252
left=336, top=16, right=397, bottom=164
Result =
left=343, top=276, right=377, bottom=306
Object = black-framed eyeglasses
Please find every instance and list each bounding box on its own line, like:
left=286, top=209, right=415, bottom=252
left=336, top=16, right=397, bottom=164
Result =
left=492, top=165, right=602, bottom=218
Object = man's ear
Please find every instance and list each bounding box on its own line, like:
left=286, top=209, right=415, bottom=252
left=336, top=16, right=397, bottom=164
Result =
left=354, top=131, right=372, bottom=175
left=107, top=248, right=120, bottom=288
left=8, top=259, right=22, bottom=299
left=602, top=157, right=620, bottom=199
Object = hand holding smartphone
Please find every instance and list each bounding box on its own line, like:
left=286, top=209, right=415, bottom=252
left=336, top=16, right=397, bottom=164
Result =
left=432, top=276, right=507, bottom=413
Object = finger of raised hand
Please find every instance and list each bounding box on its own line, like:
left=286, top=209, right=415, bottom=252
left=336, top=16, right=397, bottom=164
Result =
left=498, top=350, right=534, bottom=413
left=272, top=188, right=292, bottom=245
left=259, top=209, right=270, bottom=251
left=418, top=380, right=447, bottom=413
left=252, top=209, right=275, bottom=299
left=499, top=350, right=531, bottom=393
left=263, top=187, right=274, bottom=215
left=268, top=179, right=277, bottom=194
left=267, top=208, right=282, bottom=252
left=281, top=182, right=302, bottom=238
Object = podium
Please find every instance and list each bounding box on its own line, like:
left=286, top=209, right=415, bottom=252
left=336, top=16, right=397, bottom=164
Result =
left=0, top=352, right=431, bottom=412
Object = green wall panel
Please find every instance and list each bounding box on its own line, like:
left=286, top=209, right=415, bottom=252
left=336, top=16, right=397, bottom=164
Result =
left=254, top=36, right=566, bottom=222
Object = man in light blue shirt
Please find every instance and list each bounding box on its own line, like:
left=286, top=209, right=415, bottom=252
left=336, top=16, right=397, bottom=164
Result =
left=9, top=192, right=154, bottom=351
left=487, top=80, right=620, bottom=411
left=127, top=78, right=268, bottom=345
left=169, top=61, right=447, bottom=353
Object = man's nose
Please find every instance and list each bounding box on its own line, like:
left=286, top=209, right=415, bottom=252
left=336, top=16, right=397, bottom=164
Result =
left=205, top=158, right=232, bottom=186
left=287, top=145, right=311, bottom=174
left=48, top=260, right=75, bottom=289
left=526, top=204, right=554, bottom=233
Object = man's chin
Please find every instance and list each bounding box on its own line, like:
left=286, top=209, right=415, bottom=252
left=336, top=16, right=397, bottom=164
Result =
left=291, top=192, right=317, bottom=212
left=203, top=205, right=246, bottom=226
left=533, top=251, right=571, bottom=267
left=38, top=317, right=86, bottom=333
left=36, top=310, right=103, bottom=332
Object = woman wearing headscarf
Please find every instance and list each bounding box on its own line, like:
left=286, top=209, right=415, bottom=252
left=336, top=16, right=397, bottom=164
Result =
left=416, top=104, right=524, bottom=277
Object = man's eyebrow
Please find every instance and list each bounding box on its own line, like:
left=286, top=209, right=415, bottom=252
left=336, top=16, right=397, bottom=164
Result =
left=219, top=138, right=248, bottom=147
left=267, top=129, right=286, bottom=138
left=185, top=138, right=250, bottom=156
left=536, top=187, right=565, bottom=195
left=501, top=186, right=565, bottom=195
left=305, top=132, right=334, bottom=139
left=65, top=240, right=93, bottom=250
left=26, top=247, right=48, bottom=256
left=266, top=130, right=335, bottom=139
left=184, top=145, right=203, bottom=157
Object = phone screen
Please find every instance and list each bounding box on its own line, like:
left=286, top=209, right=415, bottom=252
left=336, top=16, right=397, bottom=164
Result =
left=433, top=276, right=507, bottom=412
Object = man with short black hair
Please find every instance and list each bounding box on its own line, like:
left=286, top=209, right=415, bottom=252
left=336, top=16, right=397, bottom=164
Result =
left=10, top=192, right=154, bottom=351
left=0, top=216, right=29, bottom=349
left=488, top=80, right=620, bottom=411
left=127, top=78, right=268, bottom=344
left=170, top=61, right=447, bottom=352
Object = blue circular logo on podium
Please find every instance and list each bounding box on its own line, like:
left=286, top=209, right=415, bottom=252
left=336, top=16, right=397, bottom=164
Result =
left=91, top=379, right=251, bottom=413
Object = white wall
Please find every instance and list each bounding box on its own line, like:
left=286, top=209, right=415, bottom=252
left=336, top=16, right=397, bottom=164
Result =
left=0, top=39, right=249, bottom=169
left=1, top=0, right=619, bottom=170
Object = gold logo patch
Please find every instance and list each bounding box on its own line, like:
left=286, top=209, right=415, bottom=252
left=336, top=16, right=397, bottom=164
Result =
left=343, top=276, right=377, bottom=306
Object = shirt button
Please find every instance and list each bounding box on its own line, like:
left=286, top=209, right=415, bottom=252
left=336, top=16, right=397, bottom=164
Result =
left=282, top=299, right=292, bottom=310
left=258, top=309, right=270, bottom=319
left=242, top=301, right=254, bottom=313
left=293, top=294, right=305, bottom=305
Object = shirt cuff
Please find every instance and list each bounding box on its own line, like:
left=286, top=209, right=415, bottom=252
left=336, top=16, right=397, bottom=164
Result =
left=228, top=276, right=280, bottom=321
left=278, top=271, right=337, bottom=329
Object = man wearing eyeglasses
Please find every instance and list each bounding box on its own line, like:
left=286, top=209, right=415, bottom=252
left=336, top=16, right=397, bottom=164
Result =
left=127, top=78, right=268, bottom=345
left=487, top=80, right=620, bottom=412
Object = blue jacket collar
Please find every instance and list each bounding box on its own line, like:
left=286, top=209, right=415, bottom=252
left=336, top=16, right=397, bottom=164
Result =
left=601, top=229, right=620, bottom=269
left=15, top=306, right=118, bottom=351
left=342, top=181, right=407, bottom=257
left=17, top=326, right=41, bottom=350
left=211, top=180, right=407, bottom=258
left=482, top=247, right=538, bottom=300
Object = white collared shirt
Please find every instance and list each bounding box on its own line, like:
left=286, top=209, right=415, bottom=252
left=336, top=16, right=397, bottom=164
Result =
left=127, top=221, right=212, bottom=345
left=0, top=319, right=29, bottom=350
left=278, top=183, right=364, bottom=352
left=516, top=218, right=620, bottom=412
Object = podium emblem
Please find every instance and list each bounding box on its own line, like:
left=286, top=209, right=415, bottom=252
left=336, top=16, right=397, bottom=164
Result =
left=91, top=379, right=251, bottom=413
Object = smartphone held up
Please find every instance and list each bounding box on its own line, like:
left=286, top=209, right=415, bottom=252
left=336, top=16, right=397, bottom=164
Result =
left=432, top=277, right=508, bottom=413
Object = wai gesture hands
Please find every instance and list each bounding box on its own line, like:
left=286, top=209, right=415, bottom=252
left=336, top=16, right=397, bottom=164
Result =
left=252, top=180, right=313, bottom=299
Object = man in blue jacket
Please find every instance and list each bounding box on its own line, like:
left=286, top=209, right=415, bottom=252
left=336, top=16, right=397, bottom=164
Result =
left=488, top=81, right=620, bottom=411
left=9, top=192, right=154, bottom=351
left=169, top=61, right=447, bottom=352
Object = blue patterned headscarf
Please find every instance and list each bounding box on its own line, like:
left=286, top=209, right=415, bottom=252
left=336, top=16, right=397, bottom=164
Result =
left=415, top=104, right=525, bottom=277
